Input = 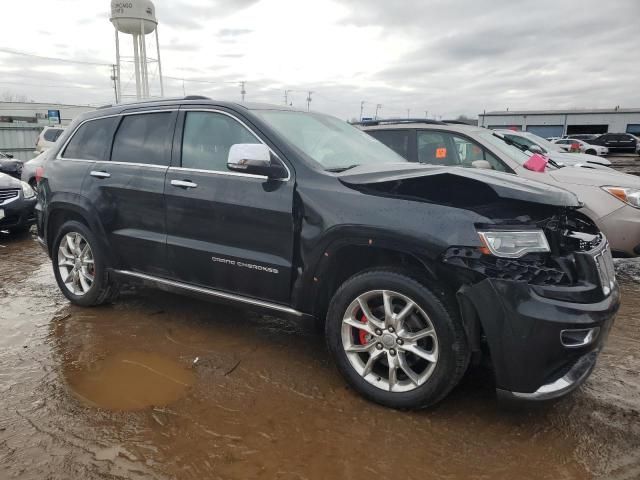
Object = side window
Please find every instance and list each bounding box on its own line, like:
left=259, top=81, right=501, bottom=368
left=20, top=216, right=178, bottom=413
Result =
left=111, top=113, right=173, bottom=166
left=417, top=132, right=456, bottom=165
left=452, top=135, right=508, bottom=172
left=367, top=130, right=411, bottom=159
left=43, top=128, right=63, bottom=142
left=62, top=117, right=118, bottom=160
left=181, top=111, right=259, bottom=171
left=417, top=131, right=507, bottom=172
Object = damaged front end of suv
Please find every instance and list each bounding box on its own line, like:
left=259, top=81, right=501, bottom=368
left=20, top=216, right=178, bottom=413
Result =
left=331, top=164, right=620, bottom=402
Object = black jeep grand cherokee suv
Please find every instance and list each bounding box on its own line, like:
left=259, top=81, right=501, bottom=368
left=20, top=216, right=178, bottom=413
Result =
left=37, top=97, right=619, bottom=408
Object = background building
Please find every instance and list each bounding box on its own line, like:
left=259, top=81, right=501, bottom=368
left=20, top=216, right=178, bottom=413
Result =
left=478, top=108, right=640, bottom=138
left=0, top=102, right=96, bottom=160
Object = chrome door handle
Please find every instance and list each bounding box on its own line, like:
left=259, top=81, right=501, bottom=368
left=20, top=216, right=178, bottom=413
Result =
left=171, top=179, right=198, bottom=189
left=90, top=170, right=111, bottom=179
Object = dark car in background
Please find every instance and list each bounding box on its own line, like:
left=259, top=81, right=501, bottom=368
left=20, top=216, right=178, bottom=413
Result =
left=0, top=171, right=37, bottom=234
left=0, top=153, right=23, bottom=180
left=590, top=133, right=638, bottom=152
left=37, top=97, right=618, bottom=408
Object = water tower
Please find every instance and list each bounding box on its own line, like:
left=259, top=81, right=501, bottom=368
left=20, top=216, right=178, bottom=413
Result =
left=110, top=0, right=164, bottom=101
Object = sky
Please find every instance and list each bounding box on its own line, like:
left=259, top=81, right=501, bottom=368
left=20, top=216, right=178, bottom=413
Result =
left=1, top=0, right=639, bottom=120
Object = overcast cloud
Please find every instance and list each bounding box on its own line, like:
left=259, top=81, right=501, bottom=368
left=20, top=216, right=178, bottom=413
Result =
left=1, top=0, right=639, bottom=119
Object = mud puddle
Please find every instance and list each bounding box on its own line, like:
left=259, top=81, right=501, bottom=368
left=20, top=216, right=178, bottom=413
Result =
left=1, top=232, right=640, bottom=479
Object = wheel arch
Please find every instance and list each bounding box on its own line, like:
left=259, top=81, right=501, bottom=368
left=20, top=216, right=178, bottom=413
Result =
left=45, top=199, right=113, bottom=266
left=293, top=234, right=445, bottom=323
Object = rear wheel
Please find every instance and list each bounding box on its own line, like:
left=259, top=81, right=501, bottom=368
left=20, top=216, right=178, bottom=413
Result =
left=326, top=269, right=470, bottom=409
left=52, top=220, right=116, bottom=306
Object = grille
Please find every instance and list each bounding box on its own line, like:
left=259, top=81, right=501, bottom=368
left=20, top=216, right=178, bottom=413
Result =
left=0, top=188, right=20, bottom=205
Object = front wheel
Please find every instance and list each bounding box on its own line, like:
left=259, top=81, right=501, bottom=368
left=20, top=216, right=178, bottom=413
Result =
left=585, top=149, right=597, bottom=156
left=326, top=269, right=470, bottom=409
left=52, top=220, right=116, bottom=306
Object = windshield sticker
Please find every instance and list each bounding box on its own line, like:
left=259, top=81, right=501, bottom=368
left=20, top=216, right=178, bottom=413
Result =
left=436, top=147, right=447, bottom=159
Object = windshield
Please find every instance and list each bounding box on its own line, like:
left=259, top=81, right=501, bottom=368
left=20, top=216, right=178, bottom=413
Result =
left=522, top=132, right=563, bottom=152
left=253, top=110, right=407, bottom=170
left=478, top=132, right=531, bottom=165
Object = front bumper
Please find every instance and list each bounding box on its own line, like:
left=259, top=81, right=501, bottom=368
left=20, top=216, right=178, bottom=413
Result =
left=459, top=272, right=619, bottom=401
left=0, top=195, right=37, bottom=231
left=597, top=204, right=640, bottom=257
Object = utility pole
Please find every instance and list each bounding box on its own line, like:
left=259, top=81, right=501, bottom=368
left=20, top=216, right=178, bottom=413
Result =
left=375, top=104, right=382, bottom=119
left=360, top=100, right=364, bottom=121
left=110, top=64, right=119, bottom=104
left=306, top=91, right=313, bottom=111
left=407, top=108, right=410, bottom=118
left=240, top=81, right=246, bottom=102
left=284, top=90, right=292, bottom=106
left=424, top=110, right=428, bottom=119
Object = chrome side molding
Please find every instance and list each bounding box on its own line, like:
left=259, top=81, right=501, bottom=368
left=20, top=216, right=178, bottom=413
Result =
left=113, top=269, right=304, bottom=317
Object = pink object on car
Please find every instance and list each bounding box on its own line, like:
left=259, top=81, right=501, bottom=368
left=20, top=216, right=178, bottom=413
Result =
left=523, top=153, right=549, bottom=172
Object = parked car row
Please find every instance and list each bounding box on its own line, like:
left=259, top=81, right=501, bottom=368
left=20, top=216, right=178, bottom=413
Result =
left=545, top=132, right=639, bottom=154
left=29, top=97, right=623, bottom=411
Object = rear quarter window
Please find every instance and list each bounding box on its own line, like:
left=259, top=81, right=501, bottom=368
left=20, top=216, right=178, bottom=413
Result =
left=62, top=117, right=118, bottom=160
left=367, top=130, right=411, bottom=159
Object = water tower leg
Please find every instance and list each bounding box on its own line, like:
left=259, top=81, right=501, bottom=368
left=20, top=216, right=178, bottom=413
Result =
left=133, top=33, right=142, bottom=100
left=155, top=28, right=164, bottom=97
left=140, top=20, right=148, bottom=98
left=114, top=29, right=121, bottom=103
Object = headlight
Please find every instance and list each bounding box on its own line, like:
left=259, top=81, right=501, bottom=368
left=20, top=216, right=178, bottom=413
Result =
left=602, top=186, right=640, bottom=208
left=20, top=180, right=35, bottom=199
left=477, top=230, right=550, bottom=258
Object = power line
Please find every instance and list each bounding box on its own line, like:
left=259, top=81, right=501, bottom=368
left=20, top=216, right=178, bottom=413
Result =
left=0, top=48, right=111, bottom=67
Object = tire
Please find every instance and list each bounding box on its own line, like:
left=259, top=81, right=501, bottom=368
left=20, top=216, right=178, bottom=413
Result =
left=52, top=220, right=116, bottom=307
left=585, top=149, right=597, bottom=156
left=325, top=269, right=470, bottom=409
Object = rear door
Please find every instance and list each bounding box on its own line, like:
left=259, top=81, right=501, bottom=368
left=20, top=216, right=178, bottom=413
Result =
left=164, top=107, right=295, bottom=303
left=82, top=110, right=177, bottom=276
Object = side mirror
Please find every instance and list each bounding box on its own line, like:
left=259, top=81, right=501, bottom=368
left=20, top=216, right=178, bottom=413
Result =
left=528, top=144, right=544, bottom=154
left=471, top=160, right=492, bottom=169
left=227, top=144, right=284, bottom=178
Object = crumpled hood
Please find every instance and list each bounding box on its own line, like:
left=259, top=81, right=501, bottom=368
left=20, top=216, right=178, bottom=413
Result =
left=549, top=164, right=640, bottom=188
left=338, top=163, right=580, bottom=207
left=0, top=171, right=22, bottom=188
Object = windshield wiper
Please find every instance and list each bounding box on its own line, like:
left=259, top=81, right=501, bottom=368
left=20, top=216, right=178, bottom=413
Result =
left=325, top=164, right=360, bottom=173
left=493, top=133, right=564, bottom=169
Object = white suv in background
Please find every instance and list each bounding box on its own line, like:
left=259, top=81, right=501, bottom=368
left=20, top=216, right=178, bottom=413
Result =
left=553, top=138, right=609, bottom=156
left=35, top=126, right=65, bottom=153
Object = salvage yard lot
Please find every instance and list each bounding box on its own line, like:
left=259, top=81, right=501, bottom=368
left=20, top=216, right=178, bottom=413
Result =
left=1, top=152, right=639, bottom=479
left=1, top=224, right=640, bottom=479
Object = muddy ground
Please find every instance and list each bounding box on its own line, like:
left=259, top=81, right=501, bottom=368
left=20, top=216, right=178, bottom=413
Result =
left=1, top=154, right=640, bottom=479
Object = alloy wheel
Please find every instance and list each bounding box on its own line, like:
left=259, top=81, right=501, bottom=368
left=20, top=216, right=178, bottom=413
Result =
left=57, top=232, right=95, bottom=296
left=341, top=290, right=439, bottom=393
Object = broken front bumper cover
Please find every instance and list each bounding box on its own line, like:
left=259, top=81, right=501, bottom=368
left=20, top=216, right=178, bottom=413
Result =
left=496, top=350, right=598, bottom=401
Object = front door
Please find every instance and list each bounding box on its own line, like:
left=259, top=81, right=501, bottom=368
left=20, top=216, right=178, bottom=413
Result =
left=164, top=109, right=295, bottom=304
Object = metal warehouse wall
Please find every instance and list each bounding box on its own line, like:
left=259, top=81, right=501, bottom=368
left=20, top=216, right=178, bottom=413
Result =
left=0, top=102, right=96, bottom=161
left=0, top=124, right=41, bottom=161
left=478, top=110, right=640, bottom=136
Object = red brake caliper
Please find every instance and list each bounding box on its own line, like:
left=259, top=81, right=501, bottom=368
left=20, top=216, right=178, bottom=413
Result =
left=358, top=312, right=369, bottom=345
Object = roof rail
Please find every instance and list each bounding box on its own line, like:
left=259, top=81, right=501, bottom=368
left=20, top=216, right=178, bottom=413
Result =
left=353, top=118, right=447, bottom=126
left=183, top=95, right=211, bottom=100
left=99, top=96, right=211, bottom=110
